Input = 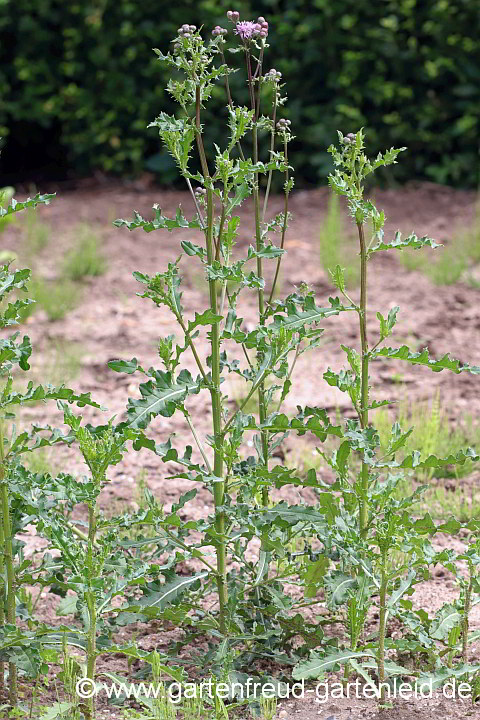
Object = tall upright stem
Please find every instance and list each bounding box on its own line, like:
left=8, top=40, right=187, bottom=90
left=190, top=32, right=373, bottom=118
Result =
left=357, top=222, right=369, bottom=538
left=268, top=138, right=289, bottom=304
left=248, top=54, right=269, bottom=507
left=195, top=86, right=227, bottom=633
left=85, top=504, right=97, bottom=720
left=0, top=424, right=16, bottom=705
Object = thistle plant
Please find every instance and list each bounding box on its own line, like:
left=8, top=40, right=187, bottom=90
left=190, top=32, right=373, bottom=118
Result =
left=0, top=190, right=101, bottom=706
left=37, top=406, right=163, bottom=720
left=0, top=18, right=476, bottom=720
left=111, top=13, right=338, bottom=647
left=292, top=130, right=480, bottom=703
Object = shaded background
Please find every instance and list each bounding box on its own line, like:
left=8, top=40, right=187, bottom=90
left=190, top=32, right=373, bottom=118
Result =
left=0, top=0, right=478, bottom=187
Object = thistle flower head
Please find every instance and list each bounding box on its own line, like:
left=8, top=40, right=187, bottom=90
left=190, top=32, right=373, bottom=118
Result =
left=178, top=24, right=197, bottom=37
left=234, top=17, right=269, bottom=42
left=234, top=20, right=261, bottom=40
left=212, top=25, right=228, bottom=37
left=276, top=118, right=291, bottom=132
left=265, top=68, right=282, bottom=83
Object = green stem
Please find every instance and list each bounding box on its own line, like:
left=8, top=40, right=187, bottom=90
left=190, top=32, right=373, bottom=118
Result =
left=248, top=54, right=269, bottom=508
left=220, top=49, right=245, bottom=162
left=85, top=505, right=97, bottom=720
left=262, top=93, right=278, bottom=223
left=195, top=85, right=227, bottom=634
left=0, top=423, right=16, bottom=706
left=69, top=521, right=100, bottom=549
left=357, top=221, right=369, bottom=538
left=378, top=549, right=388, bottom=704
left=174, top=311, right=209, bottom=384
left=185, top=414, right=212, bottom=474
left=275, top=343, right=300, bottom=413
left=268, top=138, right=290, bottom=305
left=462, top=564, right=474, bottom=663
left=185, top=177, right=205, bottom=228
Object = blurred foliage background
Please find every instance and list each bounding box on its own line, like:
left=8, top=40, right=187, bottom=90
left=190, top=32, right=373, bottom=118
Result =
left=0, top=0, right=478, bottom=187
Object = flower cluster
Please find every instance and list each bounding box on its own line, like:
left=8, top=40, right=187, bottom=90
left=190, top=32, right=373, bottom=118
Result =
left=229, top=15, right=269, bottom=42
left=342, top=132, right=357, bottom=145
left=212, top=26, right=228, bottom=38
left=264, top=68, right=282, bottom=83
left=177, top=24, right=196, bottom=38
left=276, top=118, right=291, bottom=132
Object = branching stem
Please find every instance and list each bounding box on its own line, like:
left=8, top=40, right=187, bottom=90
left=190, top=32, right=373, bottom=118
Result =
left=357, top=221, right=369, bottom=538
left=195, top=84, right=228, bottom=634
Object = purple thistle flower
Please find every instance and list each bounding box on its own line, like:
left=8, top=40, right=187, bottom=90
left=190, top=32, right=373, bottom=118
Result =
left=235, top=20, right=261, bottom=40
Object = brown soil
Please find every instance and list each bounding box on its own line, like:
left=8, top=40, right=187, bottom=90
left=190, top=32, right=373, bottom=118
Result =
left=3, top=181, right=480, bottom=720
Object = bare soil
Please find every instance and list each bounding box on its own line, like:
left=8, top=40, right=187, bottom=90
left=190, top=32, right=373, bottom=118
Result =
left=3, top=181, right=480, bottom=719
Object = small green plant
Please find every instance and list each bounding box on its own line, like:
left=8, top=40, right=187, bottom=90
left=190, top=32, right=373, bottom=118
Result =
left=30, top=277, right=81, bottom=322
left=23, top=208, right=51, bottom=257
left=426, top=242, right=468, bottom=285
left=259, top=695, right=277, bottom=720
left=375, top=393, right=480, bottom=481
left=398, top=246, right=429, bottom=273
left=41, top=340, right=83, bottom=386
left=400, top=196, right=480, bottom=285
left=62, top=224, right=107, bottom=281
left=55, top=638, right=82, bottom=720
left=319, top=192, right=359, bottom=287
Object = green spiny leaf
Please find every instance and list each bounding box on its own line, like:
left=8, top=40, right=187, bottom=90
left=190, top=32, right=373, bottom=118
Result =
left=114, top=205, right=201, bottom=233
left=372, top=345, right=480, bottom=374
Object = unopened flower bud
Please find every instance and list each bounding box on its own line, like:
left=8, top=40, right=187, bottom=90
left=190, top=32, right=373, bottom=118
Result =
left=257, top=16, right=266, bottom=23
left=227, top=10, right=240, bottom=23
left=259, top=29, right=268, bottom=38
left=195, top=187, right=207, bottom=196
left=276, top=118, right=291, bottom=131
left=212, top=25, right=227, bottom=37
left=265, top=69, right=282, bottom=82
left=342, top=133, right=357, bottom=145
left=189, top=25, right=196, bottom=32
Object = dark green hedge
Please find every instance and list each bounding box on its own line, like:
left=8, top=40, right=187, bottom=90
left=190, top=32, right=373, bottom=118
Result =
left=0, top=0, right=478, bottom=186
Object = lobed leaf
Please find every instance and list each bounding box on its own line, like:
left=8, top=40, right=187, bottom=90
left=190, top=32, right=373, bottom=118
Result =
left=0, top=192, right=55, bottom=218
left=368, top=231, right=441, bottom=256
left=122, top=572, right=208, bottom=612
left=125, top=369, right=202, bottom=429
left=114, top=205, right=201, bottom=233
left=372, top=345, right=480, bottom=374
left=293, top=649, right=375, bottom=680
